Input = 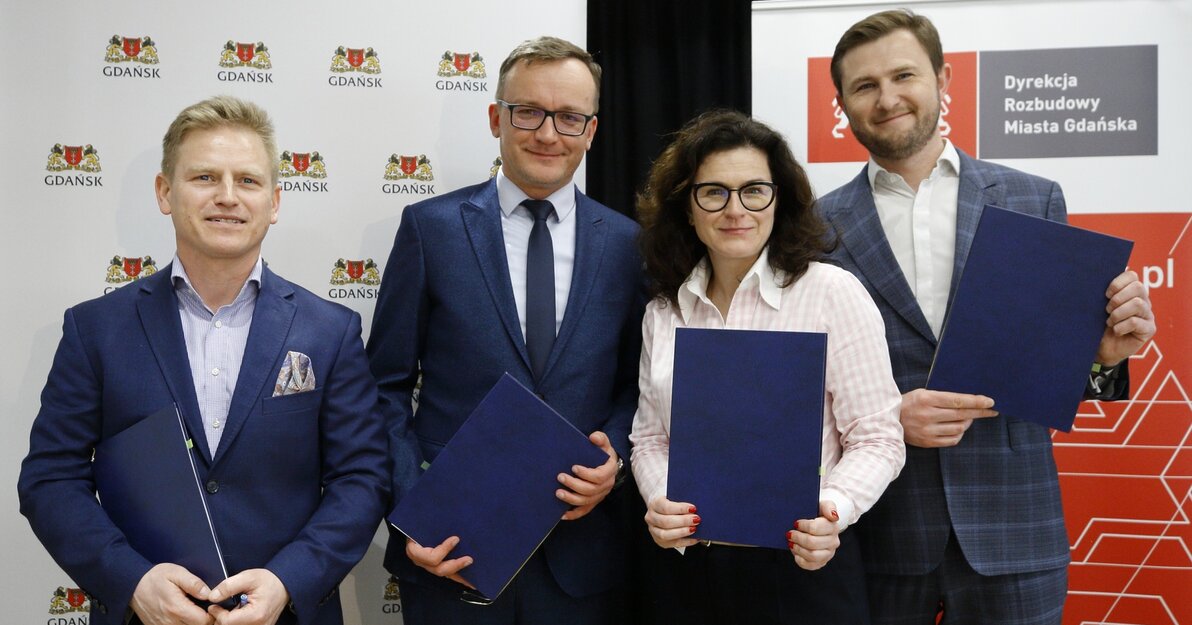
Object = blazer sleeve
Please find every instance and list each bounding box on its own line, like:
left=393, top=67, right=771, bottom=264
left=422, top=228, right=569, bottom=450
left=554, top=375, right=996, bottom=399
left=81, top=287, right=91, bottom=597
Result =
left=604, top=266, right=647, bottom=467
left=366, top=206, right=428, bottom=505
left=266, top=310, right=390, bottom=623
left=18, top=308, right=153, bottom=618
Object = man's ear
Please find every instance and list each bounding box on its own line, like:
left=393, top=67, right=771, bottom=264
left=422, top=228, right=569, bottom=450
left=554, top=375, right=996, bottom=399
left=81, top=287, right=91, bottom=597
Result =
left=155, top=173, right=172, bottom=216
left=488, top=102, right=501, bottom=138
left=937, top=62, right=953, bottom=99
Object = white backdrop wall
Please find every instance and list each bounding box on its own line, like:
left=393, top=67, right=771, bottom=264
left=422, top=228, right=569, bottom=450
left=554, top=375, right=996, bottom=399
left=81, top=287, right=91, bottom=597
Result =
left=0, top=2, right=584, bottom=623
left=754, top=2, right=1191, bottom=624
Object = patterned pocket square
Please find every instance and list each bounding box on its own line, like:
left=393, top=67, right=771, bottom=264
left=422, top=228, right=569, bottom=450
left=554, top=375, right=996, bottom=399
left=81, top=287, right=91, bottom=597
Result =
left=274, top=351, right=316, bottom=397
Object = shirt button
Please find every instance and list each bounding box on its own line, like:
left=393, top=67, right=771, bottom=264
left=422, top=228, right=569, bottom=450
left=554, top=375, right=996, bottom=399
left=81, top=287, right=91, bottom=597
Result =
left=211, top=367, right=220, bottom=376
left=212, top=418, right=222, bottom=429
left=214, top=320, right=223, bottom=328
left=205, top=480, right=219, bottom=494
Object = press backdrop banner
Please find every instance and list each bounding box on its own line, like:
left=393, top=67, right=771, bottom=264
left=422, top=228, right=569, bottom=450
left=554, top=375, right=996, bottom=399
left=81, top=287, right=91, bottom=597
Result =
left=754, top=2, right=1190, bottom=624
left=0, top=2, right=584, bottom=624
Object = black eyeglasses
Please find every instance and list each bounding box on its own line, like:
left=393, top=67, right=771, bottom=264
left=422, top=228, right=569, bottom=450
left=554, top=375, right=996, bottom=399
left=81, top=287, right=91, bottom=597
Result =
left=497, top=99, right=595, bottom=137
left=690, top=182, right=778, bottom=212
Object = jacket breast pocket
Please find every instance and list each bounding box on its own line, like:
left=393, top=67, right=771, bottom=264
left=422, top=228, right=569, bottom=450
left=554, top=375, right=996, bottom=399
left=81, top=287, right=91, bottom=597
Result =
left=261, top=389, right=324, bottom=416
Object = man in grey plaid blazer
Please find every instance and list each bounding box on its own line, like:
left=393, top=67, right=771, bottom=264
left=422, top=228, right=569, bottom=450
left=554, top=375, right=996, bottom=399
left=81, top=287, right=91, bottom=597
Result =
left=817, top=10, right=1156, bottom=625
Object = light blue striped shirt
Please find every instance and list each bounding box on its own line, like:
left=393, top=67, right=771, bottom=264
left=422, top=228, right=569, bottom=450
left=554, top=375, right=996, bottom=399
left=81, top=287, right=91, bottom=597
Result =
left=171, top=257, right=262, bottom=454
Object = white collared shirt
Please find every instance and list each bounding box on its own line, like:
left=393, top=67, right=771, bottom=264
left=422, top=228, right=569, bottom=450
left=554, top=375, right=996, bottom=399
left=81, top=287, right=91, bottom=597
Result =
left=867, top=139, right=960, bottom=338
left=630, top=249, right=905, bottom=534
left=496, top=170, right=577, bottom=341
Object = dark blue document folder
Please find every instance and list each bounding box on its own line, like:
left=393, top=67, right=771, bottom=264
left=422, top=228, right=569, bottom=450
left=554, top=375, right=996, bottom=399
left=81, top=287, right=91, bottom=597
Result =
left=93, top=404, right=228, bottom=587
left=668, top=328, right=826, bottom=550
left=387, top=373, right=609, bottom=601
left=926, top=205, right=1133, bottom=431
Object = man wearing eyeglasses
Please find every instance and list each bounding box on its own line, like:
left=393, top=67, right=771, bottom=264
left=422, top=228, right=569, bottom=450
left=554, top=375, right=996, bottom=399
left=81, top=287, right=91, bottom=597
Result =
left=366, top=36, right=644, bottom=625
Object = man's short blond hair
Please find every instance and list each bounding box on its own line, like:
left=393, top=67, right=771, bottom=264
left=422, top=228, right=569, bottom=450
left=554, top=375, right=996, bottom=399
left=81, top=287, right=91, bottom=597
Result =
left=161, top=95, right=278, bottom=183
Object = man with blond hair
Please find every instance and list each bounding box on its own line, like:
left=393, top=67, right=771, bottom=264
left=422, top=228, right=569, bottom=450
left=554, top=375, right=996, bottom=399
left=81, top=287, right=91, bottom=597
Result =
left=19, top=95, right=390, bottom=625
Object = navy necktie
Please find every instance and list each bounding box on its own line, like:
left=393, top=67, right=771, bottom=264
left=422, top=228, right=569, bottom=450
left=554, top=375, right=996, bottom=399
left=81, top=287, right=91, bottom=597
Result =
left=523, top=199, right=555, bottom=379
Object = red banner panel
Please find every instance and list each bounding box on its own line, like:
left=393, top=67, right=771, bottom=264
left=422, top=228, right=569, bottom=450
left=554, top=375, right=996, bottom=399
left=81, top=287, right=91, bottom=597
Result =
left=1059, top=213, right=1191, bottom=625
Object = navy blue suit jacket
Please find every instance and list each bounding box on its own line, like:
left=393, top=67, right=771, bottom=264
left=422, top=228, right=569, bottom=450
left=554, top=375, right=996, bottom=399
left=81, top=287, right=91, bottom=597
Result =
left=18, top=264, right=389, bottom=625
left=367, top=179, right=644, bottom=598
left=818, top=150, right=1076, bottom=577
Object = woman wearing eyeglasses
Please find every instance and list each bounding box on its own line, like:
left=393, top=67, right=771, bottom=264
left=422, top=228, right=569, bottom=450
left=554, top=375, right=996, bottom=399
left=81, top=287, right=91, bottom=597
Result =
left=630, top=110, right=904, bottom=624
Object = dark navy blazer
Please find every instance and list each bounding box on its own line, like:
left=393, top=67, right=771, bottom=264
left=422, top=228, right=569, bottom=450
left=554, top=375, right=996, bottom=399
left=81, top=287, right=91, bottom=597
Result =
left=19, top=264, right=389, bottom=625
left=367, top=178, right=644, bottom=599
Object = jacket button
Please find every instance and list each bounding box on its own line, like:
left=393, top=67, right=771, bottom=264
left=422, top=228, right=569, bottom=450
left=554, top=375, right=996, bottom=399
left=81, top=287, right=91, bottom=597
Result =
left=206, top=480, right=219, bottom=494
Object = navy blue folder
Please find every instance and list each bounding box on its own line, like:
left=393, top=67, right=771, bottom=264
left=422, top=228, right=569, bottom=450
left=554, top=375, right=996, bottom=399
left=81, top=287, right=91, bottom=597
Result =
left=93, top=404, right=229, bottom=587
left=926, top=205, right=1133, bottom=431
left=387, top=373, right=609, bottom=601
left=668, top=328, right=826, bottom=550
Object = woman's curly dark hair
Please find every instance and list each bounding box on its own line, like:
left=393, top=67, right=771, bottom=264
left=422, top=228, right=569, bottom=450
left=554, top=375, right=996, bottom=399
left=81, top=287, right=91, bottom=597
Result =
left=637, top=110, right=831, bottom=305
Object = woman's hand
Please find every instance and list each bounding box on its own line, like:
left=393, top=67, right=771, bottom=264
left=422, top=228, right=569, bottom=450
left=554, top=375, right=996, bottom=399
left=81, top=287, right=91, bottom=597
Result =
left=788, top=500, right=842, bottom=570
left=644, top=495, right=701, bottom=549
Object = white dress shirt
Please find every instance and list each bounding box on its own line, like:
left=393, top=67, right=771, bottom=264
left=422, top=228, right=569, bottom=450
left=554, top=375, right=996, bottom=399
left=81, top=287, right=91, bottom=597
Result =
left=630, top=250, right=905, bottom=534
left=868, top=139, right=960, bottom=338
left=496, top=170, right=576, bottom=340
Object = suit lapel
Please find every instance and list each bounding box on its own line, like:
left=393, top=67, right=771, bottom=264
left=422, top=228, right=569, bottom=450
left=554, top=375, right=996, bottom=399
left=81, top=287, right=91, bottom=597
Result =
left=830, top=170, right=936, bottom=343
left=460, top=180, right=532, bottom=372
left=545, top=190, right=605, bottom=380
left=135, top=266, right=211, bottom=463
left=211, top=265, right=296, bottom=465
left=948, top=151, right=1000, bottom=301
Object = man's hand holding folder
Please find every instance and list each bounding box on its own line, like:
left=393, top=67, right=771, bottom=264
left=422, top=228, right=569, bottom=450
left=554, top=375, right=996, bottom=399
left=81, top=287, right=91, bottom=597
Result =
left=908, top=264, right=1152, bottom=449
left=1097, top=270, right=1156, bottom=367
left=556, top=430, right=619, bottom=521
left=911, top=266, right=1151, bottom=447
left=405, top=536, right=476, bottom=590
left=129, top=564, right=275, bottom=625
left=403, top=428, right=618, bottom=588
left=389, top=374, right=610, bottom=600
left=899, top=389, right=998, bottom=448
left=130, top=563, right=213, bottom=625
left=925, top=206, right=1154, bottom=432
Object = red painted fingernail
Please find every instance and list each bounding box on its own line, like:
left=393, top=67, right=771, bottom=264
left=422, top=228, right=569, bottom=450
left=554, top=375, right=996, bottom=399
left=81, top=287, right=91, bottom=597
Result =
left=830, top=510, right=840, bottom=521
left=787, top=540, right=794, bottom=549
left=689, top=506, right=698, bottom=514
left=689, top=526, right=697, bottom=534
left=692, top=515, right=701, bottom=524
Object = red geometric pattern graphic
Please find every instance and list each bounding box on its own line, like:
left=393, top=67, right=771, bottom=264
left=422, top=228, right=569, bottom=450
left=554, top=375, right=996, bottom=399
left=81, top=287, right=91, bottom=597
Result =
left=1058, top=213, right=1191, bottom=625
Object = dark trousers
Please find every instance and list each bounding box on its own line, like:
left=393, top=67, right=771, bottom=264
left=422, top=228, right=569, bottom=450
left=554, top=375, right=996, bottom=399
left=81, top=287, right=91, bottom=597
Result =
left=867, top=532, right=1067, bottom=625
left=399, top=548, right=622, bottom=625
left=643, top=528, right=870, bottom=625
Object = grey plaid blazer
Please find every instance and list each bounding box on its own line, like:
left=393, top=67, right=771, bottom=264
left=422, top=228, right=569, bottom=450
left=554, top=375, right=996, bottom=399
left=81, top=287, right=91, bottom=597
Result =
left=817, top=149, right=1071, bottom=577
